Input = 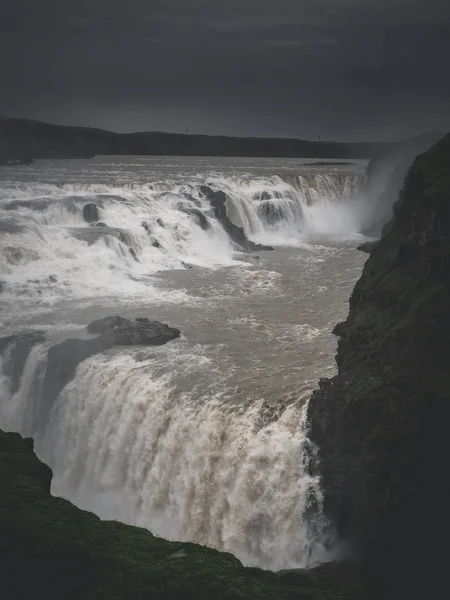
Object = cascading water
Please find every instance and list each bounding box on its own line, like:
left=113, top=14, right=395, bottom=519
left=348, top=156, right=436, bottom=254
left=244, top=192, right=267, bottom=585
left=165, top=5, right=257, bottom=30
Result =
left=0, top=156, right=368, bottom=571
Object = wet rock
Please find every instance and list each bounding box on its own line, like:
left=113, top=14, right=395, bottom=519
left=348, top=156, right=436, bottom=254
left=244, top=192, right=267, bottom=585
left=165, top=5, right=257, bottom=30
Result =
left=0, top=281, right=4, bottom=294
left=129, top=248, right=139, bottom=262
left=178, top=207, right=210, bottom=231
left=48, top=275, right=58, bottom=283
left=0, top=332, right=46, bottom=394
left=199, top=186, right=274, bottom=252
left=152, top=239, right=162, bottom=249
left=357, top=241, right=379, bottom=254
left=156, top=218, right=165, bottom=228
left=86, top=316, right=180, bottom=345
left=82, top=203, right=99, bottom=223
left=89, top=221, right=107, bottom=227
left=141, top=221, right=151, bottom=234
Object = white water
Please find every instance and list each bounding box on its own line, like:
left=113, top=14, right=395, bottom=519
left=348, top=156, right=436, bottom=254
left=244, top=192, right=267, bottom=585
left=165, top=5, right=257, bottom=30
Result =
left=0, top=161, right=366, bottom=309
left=0, top=156, right=369, bottom=571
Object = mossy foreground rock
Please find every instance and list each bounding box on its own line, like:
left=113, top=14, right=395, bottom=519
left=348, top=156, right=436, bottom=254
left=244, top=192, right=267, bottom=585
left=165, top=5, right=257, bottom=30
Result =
left=308, top=134, right=450, bottom=596
left=0, top=430, right=353, bottom=600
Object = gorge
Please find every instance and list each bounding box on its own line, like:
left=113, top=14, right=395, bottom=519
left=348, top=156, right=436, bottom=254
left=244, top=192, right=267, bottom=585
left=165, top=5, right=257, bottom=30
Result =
left=1, top=134, right=449, bottom=599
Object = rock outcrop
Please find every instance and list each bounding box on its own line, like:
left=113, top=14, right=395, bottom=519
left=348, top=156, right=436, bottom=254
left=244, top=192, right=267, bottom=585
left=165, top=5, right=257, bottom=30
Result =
left=82, top=202, right=100, bottom=223
left=307, top=134, right=450, bottom=596
left=356, top=241, right=378, bottom=254
left=200, top=186, right=274, bottom=252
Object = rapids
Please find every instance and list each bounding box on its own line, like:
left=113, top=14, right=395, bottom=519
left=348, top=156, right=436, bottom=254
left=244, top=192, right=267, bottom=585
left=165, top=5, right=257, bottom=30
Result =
left=0, top=155, right=370, bottom=570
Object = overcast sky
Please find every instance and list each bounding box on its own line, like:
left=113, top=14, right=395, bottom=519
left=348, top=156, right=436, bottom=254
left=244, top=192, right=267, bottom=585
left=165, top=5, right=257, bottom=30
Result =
left=1, top=0, right=449, bottom=140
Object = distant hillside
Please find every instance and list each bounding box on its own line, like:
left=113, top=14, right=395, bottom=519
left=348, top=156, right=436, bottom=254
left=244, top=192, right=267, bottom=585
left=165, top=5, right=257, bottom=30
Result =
left=0, top=118, right=393, bottom=161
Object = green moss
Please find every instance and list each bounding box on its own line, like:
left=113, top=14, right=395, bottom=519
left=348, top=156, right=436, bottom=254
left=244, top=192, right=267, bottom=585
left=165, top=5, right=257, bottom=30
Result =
left=0, top=430, right=356, bottom=600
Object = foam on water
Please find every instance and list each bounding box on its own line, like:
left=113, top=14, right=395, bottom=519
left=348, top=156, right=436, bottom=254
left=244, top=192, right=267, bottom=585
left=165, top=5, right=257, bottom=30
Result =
left=1, top=166, right=366, bottom=312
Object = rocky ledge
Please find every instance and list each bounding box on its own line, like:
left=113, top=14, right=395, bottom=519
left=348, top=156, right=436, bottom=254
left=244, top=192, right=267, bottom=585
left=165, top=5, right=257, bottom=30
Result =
left=307, top=134, right=450, bottom=597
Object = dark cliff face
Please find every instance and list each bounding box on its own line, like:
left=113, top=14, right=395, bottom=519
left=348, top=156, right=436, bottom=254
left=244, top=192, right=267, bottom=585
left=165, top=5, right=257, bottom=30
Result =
left=362, top=133, right=442, bottom=236
left=307, top=134, right=450, bottom=594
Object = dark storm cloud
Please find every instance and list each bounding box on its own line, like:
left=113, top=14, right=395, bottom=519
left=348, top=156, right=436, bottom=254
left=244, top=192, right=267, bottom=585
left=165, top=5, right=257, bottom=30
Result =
left=1, top=0, right=450, bottom=139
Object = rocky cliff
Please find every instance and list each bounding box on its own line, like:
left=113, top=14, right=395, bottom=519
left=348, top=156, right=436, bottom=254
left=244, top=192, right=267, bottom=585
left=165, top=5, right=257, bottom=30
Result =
left=307, top=134, right=450, bottom=596
left=362, top=133, right=442, bottom=236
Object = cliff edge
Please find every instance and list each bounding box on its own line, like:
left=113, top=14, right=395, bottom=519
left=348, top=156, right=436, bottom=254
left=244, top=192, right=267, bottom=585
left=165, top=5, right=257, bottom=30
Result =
left=308, top=134, right=450, bottom=595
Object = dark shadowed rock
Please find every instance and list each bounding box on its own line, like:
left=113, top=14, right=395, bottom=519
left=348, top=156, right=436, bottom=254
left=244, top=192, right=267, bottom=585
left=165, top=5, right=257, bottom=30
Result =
left=141, top=220, right=151, bottom=233
left=129, top=248, right=139, bottom=262
left=82, top=203, right=99, bottom=223
left=178, top=206, right=210, bottom=230
left=199, top=186, right=274, bottom=252
left=0, top=281, right=4, bottom=293
left=363, top=133, right=441, bottom=236
left=356, top=241, right=378, bottom=254
left=307, top=134, right=450, bottom=598
left=89, top=221, right=107, bottom=227
left=86, top=316, right=180, bottom=345
left=0, top=332, right=46, bottom=394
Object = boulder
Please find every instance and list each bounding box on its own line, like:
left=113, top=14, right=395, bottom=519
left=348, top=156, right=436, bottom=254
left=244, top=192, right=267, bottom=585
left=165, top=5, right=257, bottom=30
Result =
left=82, top=203, right=99, bottom=223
